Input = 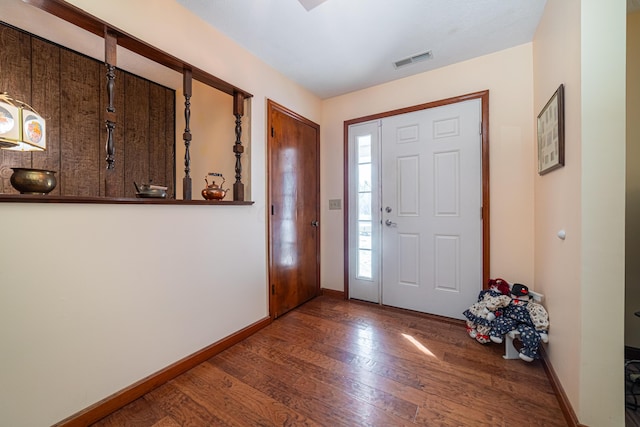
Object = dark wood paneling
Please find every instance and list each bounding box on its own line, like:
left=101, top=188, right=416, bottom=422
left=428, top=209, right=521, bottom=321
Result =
left=123, top=73, right=150, bottom=197
left=148, top=82, right=166, bottom=188
left=113, top=68, right=127, bottom=196
left=0, top=24, right=32, bottom=193
left=31, top=37, right=61, bottom=195
left=60, top=49, right=101, bottom=196
left=100, top=68, right=126, bottom=197
left=164, top=89, right=175, bottom=199
left=0, top=25, right=31, bottom=100
left=1, top=22, right=176, bottom=199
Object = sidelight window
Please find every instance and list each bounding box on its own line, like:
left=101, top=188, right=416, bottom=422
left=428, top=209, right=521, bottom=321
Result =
left=356, top=135, right=373, bottom=279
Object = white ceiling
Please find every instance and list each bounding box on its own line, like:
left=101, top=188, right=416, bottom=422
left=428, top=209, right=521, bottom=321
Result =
left=174, top=0, right=629, bottom=99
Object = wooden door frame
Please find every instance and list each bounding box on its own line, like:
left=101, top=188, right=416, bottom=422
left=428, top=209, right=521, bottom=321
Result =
left=267, top=99, right=321, bottom=319
left=343, top=91, right=490, bottom=300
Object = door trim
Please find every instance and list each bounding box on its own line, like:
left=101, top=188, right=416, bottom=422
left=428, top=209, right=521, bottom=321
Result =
left=343, top=90, right=490, bottom=300
left=267, top=99, right=321, bottom=319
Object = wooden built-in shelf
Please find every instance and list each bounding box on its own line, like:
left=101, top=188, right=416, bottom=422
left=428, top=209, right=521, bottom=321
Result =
left=0, top=194, right=254, bottom=205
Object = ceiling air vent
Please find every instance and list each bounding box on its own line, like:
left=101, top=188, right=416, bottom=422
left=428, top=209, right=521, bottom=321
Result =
left=393, top=50, right=433, bottom=69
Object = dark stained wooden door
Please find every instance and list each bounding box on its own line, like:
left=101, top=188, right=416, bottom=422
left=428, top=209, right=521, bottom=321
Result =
left=268, top=100, right=320, bottom=318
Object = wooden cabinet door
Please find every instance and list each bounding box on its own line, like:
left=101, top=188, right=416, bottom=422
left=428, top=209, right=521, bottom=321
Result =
left=268, top=100, right=320, bottom=318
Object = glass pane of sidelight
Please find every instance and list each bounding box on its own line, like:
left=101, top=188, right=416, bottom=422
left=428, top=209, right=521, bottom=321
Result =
left=358, top=192, right=371, bottom=220
left=357, top=135, right=371, bottom=163
left=356, top=132, right=373, bottom=281
left=358, top=221, right=372, bottom=250
left=357, top=248, right=372, bottom=279
left=358, top=163, right=371, bottom=192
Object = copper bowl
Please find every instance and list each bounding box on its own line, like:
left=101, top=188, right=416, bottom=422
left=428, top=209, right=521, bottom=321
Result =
left=10, top=168, right=57, bottom=194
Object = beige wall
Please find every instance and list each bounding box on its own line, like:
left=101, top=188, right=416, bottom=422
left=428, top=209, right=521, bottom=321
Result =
left=321, top=44, right=536, bottom=292
left=177, top=80, right=240, bottom=200
left=579, top=1, right=625, bottom=424
left=532, top=0, right=583, bottom=413
left=0, top=1, right=321, bottom=426
left=533, top=0, right=626, bottom=425
left=627, top=12, right=640, bottom=348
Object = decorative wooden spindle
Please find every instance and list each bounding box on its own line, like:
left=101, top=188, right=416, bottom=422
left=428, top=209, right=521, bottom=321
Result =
left=105, top=64, right=116, bottom=169
left=232, top=91, right=245, bottom=201
left=182, top=68, right=193, bottom=200
left=104, top=30, right=118, bottom=197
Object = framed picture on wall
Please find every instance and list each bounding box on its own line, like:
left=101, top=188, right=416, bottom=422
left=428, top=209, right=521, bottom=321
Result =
left=537, top=84, right=565, bottom=175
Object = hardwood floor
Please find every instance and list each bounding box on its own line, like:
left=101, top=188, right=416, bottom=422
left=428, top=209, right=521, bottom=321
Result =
left=92, top=295, right=568, bottom=426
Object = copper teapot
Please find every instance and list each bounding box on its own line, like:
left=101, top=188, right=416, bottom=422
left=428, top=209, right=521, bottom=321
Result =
left=201, top=173, right=228, bottom=200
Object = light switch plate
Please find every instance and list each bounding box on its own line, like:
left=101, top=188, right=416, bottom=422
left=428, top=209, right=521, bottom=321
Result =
left=329, top=199, right=341, bottom=210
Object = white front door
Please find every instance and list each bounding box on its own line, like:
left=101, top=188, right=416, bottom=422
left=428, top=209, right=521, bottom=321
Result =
left=380, top=99, right=482, bottom=319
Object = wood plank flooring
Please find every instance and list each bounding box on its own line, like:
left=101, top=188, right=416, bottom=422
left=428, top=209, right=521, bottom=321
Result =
left=92, top=295, right=568, bottom=426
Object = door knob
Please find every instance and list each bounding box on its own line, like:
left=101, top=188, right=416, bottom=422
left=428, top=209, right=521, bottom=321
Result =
left=385, top=219, right=397, bottom=227
left=311, top=220, right=319, bottom=227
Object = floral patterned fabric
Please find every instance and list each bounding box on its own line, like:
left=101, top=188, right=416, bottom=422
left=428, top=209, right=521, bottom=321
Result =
left=463, top=289, right=511, bottom=344
left=489, top=299, right=549, bottom=360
